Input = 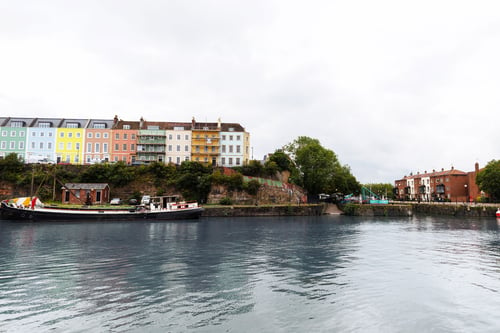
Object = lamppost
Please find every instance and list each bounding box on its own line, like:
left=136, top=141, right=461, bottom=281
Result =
left=464, top=184, right=468, bottom=203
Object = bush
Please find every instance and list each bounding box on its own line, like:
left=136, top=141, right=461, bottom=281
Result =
left=227, top=173, right=243, bottom=191
left=243, top=179, right=261, bottom=195
left=0, top=153, right=24, bottom=182
left=219, top=197, right=233, bottom=205
left=342, top=203, right=358, bottom=216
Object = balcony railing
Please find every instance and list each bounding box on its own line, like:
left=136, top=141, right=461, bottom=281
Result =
left=138, top=138, right=166, bottom=144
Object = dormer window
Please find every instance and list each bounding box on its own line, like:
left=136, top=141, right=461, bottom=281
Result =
left=67, top=122, right=79, bottom=128
left=123, top=125, right=130, bottom=130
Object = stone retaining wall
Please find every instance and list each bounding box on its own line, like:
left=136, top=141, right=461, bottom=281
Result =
left=341, top=203, right=499, bottom=217
left=202, top=204, right=324, bottom=217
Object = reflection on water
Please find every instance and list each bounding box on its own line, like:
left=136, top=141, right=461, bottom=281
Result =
left=1, top=216, right=500, bottom=332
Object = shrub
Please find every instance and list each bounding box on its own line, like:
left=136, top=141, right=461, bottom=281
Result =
left=219, top=197, right=233, bottom=205
left=243, top=179, right=261, bottom=195
left=342, top=203, right=358, bottom=216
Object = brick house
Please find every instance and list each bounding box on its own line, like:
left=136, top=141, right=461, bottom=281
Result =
left=394, top=164, right=484, bottom=202
left=62, top=183, right=110, bottom=205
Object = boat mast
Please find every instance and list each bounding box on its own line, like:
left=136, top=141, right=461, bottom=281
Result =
left=30, top=166, right=34, bottom=198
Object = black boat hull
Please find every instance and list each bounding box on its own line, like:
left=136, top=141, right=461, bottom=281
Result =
left=1, top=202, right=203, bottom=221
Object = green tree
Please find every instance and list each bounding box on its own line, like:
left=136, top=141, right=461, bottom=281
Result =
left=144, top=162, right=177, bottom=187
left=476, top=160, right=500, bottom=201
left=263, top=160, right=279, bottom=177
left=175, top=161, right=212, bottom=203
left=267, top=149, right=295, bottom=172
left=243, top=179, right=261, bottom=195
left=0, top=153, right=24, bottom=182
left=237, top=160, right=264, bottom=177
left=77, top=162, right=135, bottom=188
left=362, top=183, right=394, bottom=200
left=284, top=136, right=360, bottom=198
left=333, top=165, right=361, bottom=195
left=226, top=173, right=244, bottom=191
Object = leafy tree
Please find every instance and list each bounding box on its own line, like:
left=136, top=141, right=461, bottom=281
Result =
left=54, top=164, right=83, bottom=185
left=77, top=162, right=135, bottom=188
left=108, top=162, right=136, bottom=187
left=263, top=160, right=279, bottom=177
left=243, top=179, right=261, bottom=195
left=333, top=165, right=361, bottom=195
left=267, top=149, right=295, bottom=172
left=226, top=173, right=244, bottom=191
left=237, top=160, right=264, bottom=177
left=284, top=136, right=360, bottom=198
left=211, top=170, right=227, bottom=185
left=78, top=163, right=110, bottom=183
left=144, top=162, right=177, bottom=187
left=0, top=153, right=24, bottom=182
left=476, top=160, right=500, bottom=201
left=175, top=161, right=212, bottom=203
left=219, top=197, right=233, bottom=205
left=362, top=183, right=394, bottom=200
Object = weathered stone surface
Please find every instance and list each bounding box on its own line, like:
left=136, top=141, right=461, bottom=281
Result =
left=207, top=182, right=306, bottom=205
left=202, top=204, right=323, bottom=217
left=341, top=203, right=499, bottom=217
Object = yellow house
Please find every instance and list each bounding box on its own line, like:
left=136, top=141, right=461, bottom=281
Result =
left=55, top=119, right=87, bottom=164
left=191, top=118, right=220, bottom=166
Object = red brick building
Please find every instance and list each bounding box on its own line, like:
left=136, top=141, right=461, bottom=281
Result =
left=394, top=163, right=484, bottom=202
left=62, top=183, right=110, bottom=205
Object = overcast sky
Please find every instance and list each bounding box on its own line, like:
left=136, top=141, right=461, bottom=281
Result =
left=1, top=0, right=499, bottom=183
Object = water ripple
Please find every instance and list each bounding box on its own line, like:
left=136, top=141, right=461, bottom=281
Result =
left=1, top=217, right=500, bottom=332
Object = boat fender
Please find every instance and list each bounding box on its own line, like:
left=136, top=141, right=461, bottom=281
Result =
left=28, top=214, right=33, bottom=219
left=21, top=212, right=26, bottom=218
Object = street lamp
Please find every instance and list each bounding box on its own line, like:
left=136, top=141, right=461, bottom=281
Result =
left=464, top=184, right=468, bottom=203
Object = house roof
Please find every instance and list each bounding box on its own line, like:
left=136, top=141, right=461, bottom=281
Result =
left=0, top=117, right=36, bottom=127
left=31, top=118, right=64, bottom=128
left=87, top=119, right=114, bottom=129
left=402, top=168, right=467, bottom=180
left=64, top=183, right=109, bottom=190
left=112, top=118, right=247, bottom=132
left=58, top=119, right=90, bottom=128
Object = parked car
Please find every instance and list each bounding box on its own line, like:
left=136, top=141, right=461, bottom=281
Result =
left=129, top=198, right=138, bottom=205
left=110, top=198, right=122, bottom=205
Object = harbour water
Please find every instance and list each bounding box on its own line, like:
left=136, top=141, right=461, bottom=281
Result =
left=1, top=215, right=500, bottom=332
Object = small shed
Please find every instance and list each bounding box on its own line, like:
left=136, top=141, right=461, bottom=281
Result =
left=62, top=183, right=110, bottom=205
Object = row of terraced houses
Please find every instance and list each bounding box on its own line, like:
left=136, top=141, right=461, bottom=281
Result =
left=394, top=163, right=485, bottom=202
left=0, top=116, right=250, bottom=167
